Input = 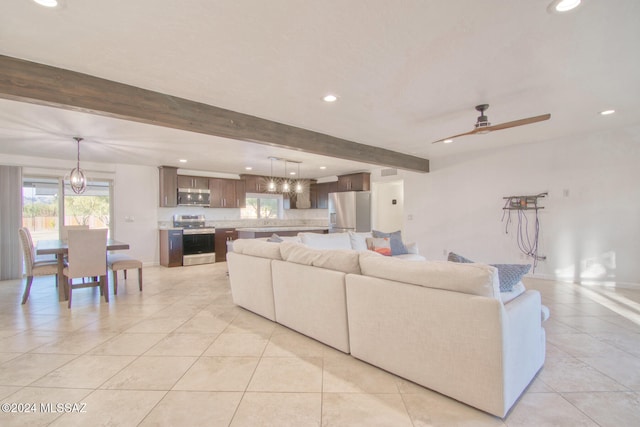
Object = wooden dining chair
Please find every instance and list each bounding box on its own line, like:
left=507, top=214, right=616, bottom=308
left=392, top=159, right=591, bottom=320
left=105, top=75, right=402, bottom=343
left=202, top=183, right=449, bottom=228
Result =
left=63, top=228, right=109, bottom=309
left=18, top=227, right=58, bottom=304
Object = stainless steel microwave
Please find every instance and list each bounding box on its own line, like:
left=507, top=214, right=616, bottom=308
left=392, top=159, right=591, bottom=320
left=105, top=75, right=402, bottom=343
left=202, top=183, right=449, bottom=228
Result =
left=177, top=188, right=211, bottom=207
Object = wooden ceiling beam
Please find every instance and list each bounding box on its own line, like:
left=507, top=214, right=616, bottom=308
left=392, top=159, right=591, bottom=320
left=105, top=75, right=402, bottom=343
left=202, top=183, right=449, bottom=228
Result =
left=0, top=55, right=429, bottom=173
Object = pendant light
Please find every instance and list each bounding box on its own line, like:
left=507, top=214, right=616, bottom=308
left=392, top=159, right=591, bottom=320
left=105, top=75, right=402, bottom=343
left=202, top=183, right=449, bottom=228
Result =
left=295, top=162, right=303, bottom=193
left=282, top=160, right=290, bottom=193
left=69, top=137, right=87, bottom=194
left=267, top=157, right=276, bottom=192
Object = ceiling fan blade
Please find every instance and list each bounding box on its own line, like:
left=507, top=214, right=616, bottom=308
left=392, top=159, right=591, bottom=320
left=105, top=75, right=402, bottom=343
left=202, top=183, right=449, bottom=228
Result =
left=431, top=129, right=477, bottom=144
left=485, top=113, right=551, bottom=132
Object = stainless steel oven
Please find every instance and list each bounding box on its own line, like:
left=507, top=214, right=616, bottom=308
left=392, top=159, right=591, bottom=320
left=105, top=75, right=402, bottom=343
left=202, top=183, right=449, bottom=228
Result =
left=174, top=215, right=215, bottom=265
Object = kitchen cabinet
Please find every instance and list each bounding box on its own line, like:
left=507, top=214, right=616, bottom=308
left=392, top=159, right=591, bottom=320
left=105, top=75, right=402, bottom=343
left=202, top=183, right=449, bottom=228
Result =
left=215, top=228, right=237, bottom=262
left=235, top=179, right=246, bottom=208
left=177, top=175, right=209, bottom=190
left=242, top=174, right=269, bottom=193
left=337, top=173, right=370, bottom=192
left=209, top=178, right=245, bottom=208
left=313, top=181, right=338, bottom=208
left=158, top=166, right=178, bottom=207
left=159, top=229, right=183, bottom=267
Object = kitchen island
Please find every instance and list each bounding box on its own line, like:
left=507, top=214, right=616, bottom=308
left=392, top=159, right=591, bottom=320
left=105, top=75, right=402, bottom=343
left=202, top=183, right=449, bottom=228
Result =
left=236, top=226, right=328, bottom=239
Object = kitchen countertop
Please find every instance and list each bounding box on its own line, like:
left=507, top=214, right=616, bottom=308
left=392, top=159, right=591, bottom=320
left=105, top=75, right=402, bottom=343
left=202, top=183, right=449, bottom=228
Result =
left=235, top=226, right=329, bottom=232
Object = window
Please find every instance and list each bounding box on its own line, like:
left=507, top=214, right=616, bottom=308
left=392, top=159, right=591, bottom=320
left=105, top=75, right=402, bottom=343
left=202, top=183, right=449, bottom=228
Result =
left=22, top=177, right=59, bottom=244
left=63, top=180, right=111, bottom=233
left=22, top=176, right=113, bottom=245
left=241, top=193, right=283, bottom=219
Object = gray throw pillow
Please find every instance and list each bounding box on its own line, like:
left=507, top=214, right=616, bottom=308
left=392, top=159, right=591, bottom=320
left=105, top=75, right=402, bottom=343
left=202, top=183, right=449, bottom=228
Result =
left=372, top=230, right=408, bottom=255
left=267, top=233, right=283, bottom=243
left=447, top=252, right=530, bottom=292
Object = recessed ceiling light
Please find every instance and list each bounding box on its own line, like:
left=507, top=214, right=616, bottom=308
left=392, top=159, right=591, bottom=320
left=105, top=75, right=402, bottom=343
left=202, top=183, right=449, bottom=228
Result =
left=33, top=0, right=58, bottom=7
left=289, top=171, right=296, bottom=175
left=319, top=166, right=327, bottom=170
left=599, top=109, right=615, bottom=116
left=443, top=139, right=453, bottom=144
left=179, top=159, right=187, bottom=163
left=245, top=166, right=253, bottom=170
left=323, top=94, right=338, bottom=103
left=547, top=0, right=581, bottom=13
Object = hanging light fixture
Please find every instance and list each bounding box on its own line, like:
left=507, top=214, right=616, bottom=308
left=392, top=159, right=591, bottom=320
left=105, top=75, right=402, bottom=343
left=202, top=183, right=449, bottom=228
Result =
left=69, top=137, right=87, bottom=194
left=281, top=160, right=290, bottom=193
left=267, top=157, right=276, bottom=192
left=295, top=162, right=303, bottom=193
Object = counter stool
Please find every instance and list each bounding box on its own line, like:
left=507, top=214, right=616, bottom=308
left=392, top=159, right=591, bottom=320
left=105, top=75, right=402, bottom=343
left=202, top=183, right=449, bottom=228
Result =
left=107, top=253, right=142, bottom=295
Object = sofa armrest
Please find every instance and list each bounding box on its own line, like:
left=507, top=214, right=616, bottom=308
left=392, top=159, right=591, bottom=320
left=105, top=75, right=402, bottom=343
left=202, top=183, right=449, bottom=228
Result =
left=502, top=290, right=546, bottom=410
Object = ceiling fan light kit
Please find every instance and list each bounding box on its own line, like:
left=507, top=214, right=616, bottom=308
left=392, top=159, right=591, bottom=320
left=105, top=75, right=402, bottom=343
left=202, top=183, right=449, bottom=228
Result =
left=547, top=0, right=581, bottom=13
left=432, top=104, right=551, bottom=144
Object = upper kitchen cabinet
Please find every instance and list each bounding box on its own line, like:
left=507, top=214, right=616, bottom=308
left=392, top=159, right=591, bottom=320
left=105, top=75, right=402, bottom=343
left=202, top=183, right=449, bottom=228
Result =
left=177, top=175, right=209, bottom=190
left=337, top=172, right=370, bottom=192
left=312, top=181, right=338, bottom=208
left=159, top=166, right=178, bottom=207
left=209, top=178, right=246, bottom=208
left=242, top=174, right=268, bottom=193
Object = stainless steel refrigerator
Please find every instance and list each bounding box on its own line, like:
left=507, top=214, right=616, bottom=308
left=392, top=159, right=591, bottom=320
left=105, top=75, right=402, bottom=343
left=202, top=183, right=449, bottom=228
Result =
left=328, top=191, right=371, bottom=233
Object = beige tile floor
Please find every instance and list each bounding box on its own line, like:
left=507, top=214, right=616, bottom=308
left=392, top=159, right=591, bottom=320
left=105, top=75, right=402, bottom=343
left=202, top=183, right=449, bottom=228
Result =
left=0, top=263, right=639, bottom=426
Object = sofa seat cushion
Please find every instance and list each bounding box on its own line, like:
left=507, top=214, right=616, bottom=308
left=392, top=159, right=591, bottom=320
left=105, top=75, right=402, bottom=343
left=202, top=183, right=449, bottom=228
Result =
left=359, top=252, right=501, bottom=299
left=299, top=232, right=352, bottom=250
left=280, top=242, right=361, bottom=274
left=232, top=239, right=283, bottom=260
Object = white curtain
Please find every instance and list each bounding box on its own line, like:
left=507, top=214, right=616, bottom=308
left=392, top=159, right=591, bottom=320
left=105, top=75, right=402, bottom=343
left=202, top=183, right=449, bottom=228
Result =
left=0, top=165, right=22, bottom=280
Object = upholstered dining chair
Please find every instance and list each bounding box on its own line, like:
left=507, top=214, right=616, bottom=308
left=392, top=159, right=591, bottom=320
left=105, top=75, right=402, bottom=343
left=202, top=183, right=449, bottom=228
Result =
left=107, top=253, right=143, bottom=295
left=18, top=227, right=58, bottom=304
left=21, top=226, right=57, bottom=263
left=63, top=228, right=109, bottom=309
left=60, top=224, right=89, bottom=242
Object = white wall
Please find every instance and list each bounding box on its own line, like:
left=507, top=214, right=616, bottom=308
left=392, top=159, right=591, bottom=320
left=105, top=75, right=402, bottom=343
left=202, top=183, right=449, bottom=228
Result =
left=372, top=125, right=640, bottom=286
left=112, top=164, right=159, bottom=265
left=372, top=180, right=404, bottom=233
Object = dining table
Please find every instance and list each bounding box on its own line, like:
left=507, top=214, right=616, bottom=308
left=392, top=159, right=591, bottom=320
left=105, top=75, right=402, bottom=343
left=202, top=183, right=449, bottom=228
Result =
left=36, top=239, right=130, bottom=302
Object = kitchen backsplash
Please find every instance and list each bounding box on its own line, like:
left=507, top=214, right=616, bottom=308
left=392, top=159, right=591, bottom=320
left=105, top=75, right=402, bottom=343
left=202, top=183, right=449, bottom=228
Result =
left=157, top=207, right=328, bottom=229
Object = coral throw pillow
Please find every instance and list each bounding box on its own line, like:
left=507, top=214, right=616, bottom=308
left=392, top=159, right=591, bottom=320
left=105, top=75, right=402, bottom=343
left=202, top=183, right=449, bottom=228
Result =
left=366, top=237, right=392, bottom=256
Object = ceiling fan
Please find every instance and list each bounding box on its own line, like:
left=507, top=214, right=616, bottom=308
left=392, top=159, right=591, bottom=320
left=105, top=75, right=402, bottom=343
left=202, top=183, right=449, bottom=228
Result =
left=432, top=104, right=551, bottom=144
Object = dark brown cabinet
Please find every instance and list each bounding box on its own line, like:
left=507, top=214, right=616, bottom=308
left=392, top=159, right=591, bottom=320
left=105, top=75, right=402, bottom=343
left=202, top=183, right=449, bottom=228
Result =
left=313, top=181, right=338, bottom=208
left=337, top=173, right=370, bottom=192
left=177, top=175, right=209, bottom=190
left=242, top=175, right=269, bottom=193
left=209, top=178, right=245, bottom=208
left=158, top=166, right=178, bottom=207
left=214, top=228, right=237, bottom=262
left=159, top=229, right=183, bottom=267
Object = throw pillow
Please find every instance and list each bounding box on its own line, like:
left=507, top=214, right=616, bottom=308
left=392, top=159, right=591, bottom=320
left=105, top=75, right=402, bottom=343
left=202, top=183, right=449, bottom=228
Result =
left=267, top=233, right=283, bottom=243
left=366, top=237, right=392, bottom=256
left=447, top=252, right=531, bottom=292
left=372, top=230, right=408, bottom=255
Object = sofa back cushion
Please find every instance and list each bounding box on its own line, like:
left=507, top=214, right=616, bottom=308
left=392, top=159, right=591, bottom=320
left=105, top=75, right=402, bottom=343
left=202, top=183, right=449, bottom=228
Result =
left=280, top=242, right=361, bottom=274
left=359, top=252, right=501, bottom=299
left=298, top=232, right=352, bottom=250
left=232, top=238, right=283, bottom=260
left=348, top=231, right=373, bottom=251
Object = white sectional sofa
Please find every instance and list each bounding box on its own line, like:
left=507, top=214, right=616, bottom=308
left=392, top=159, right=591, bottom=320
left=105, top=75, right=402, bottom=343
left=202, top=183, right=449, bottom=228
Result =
left=226, top=238, right=546, bottom=418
